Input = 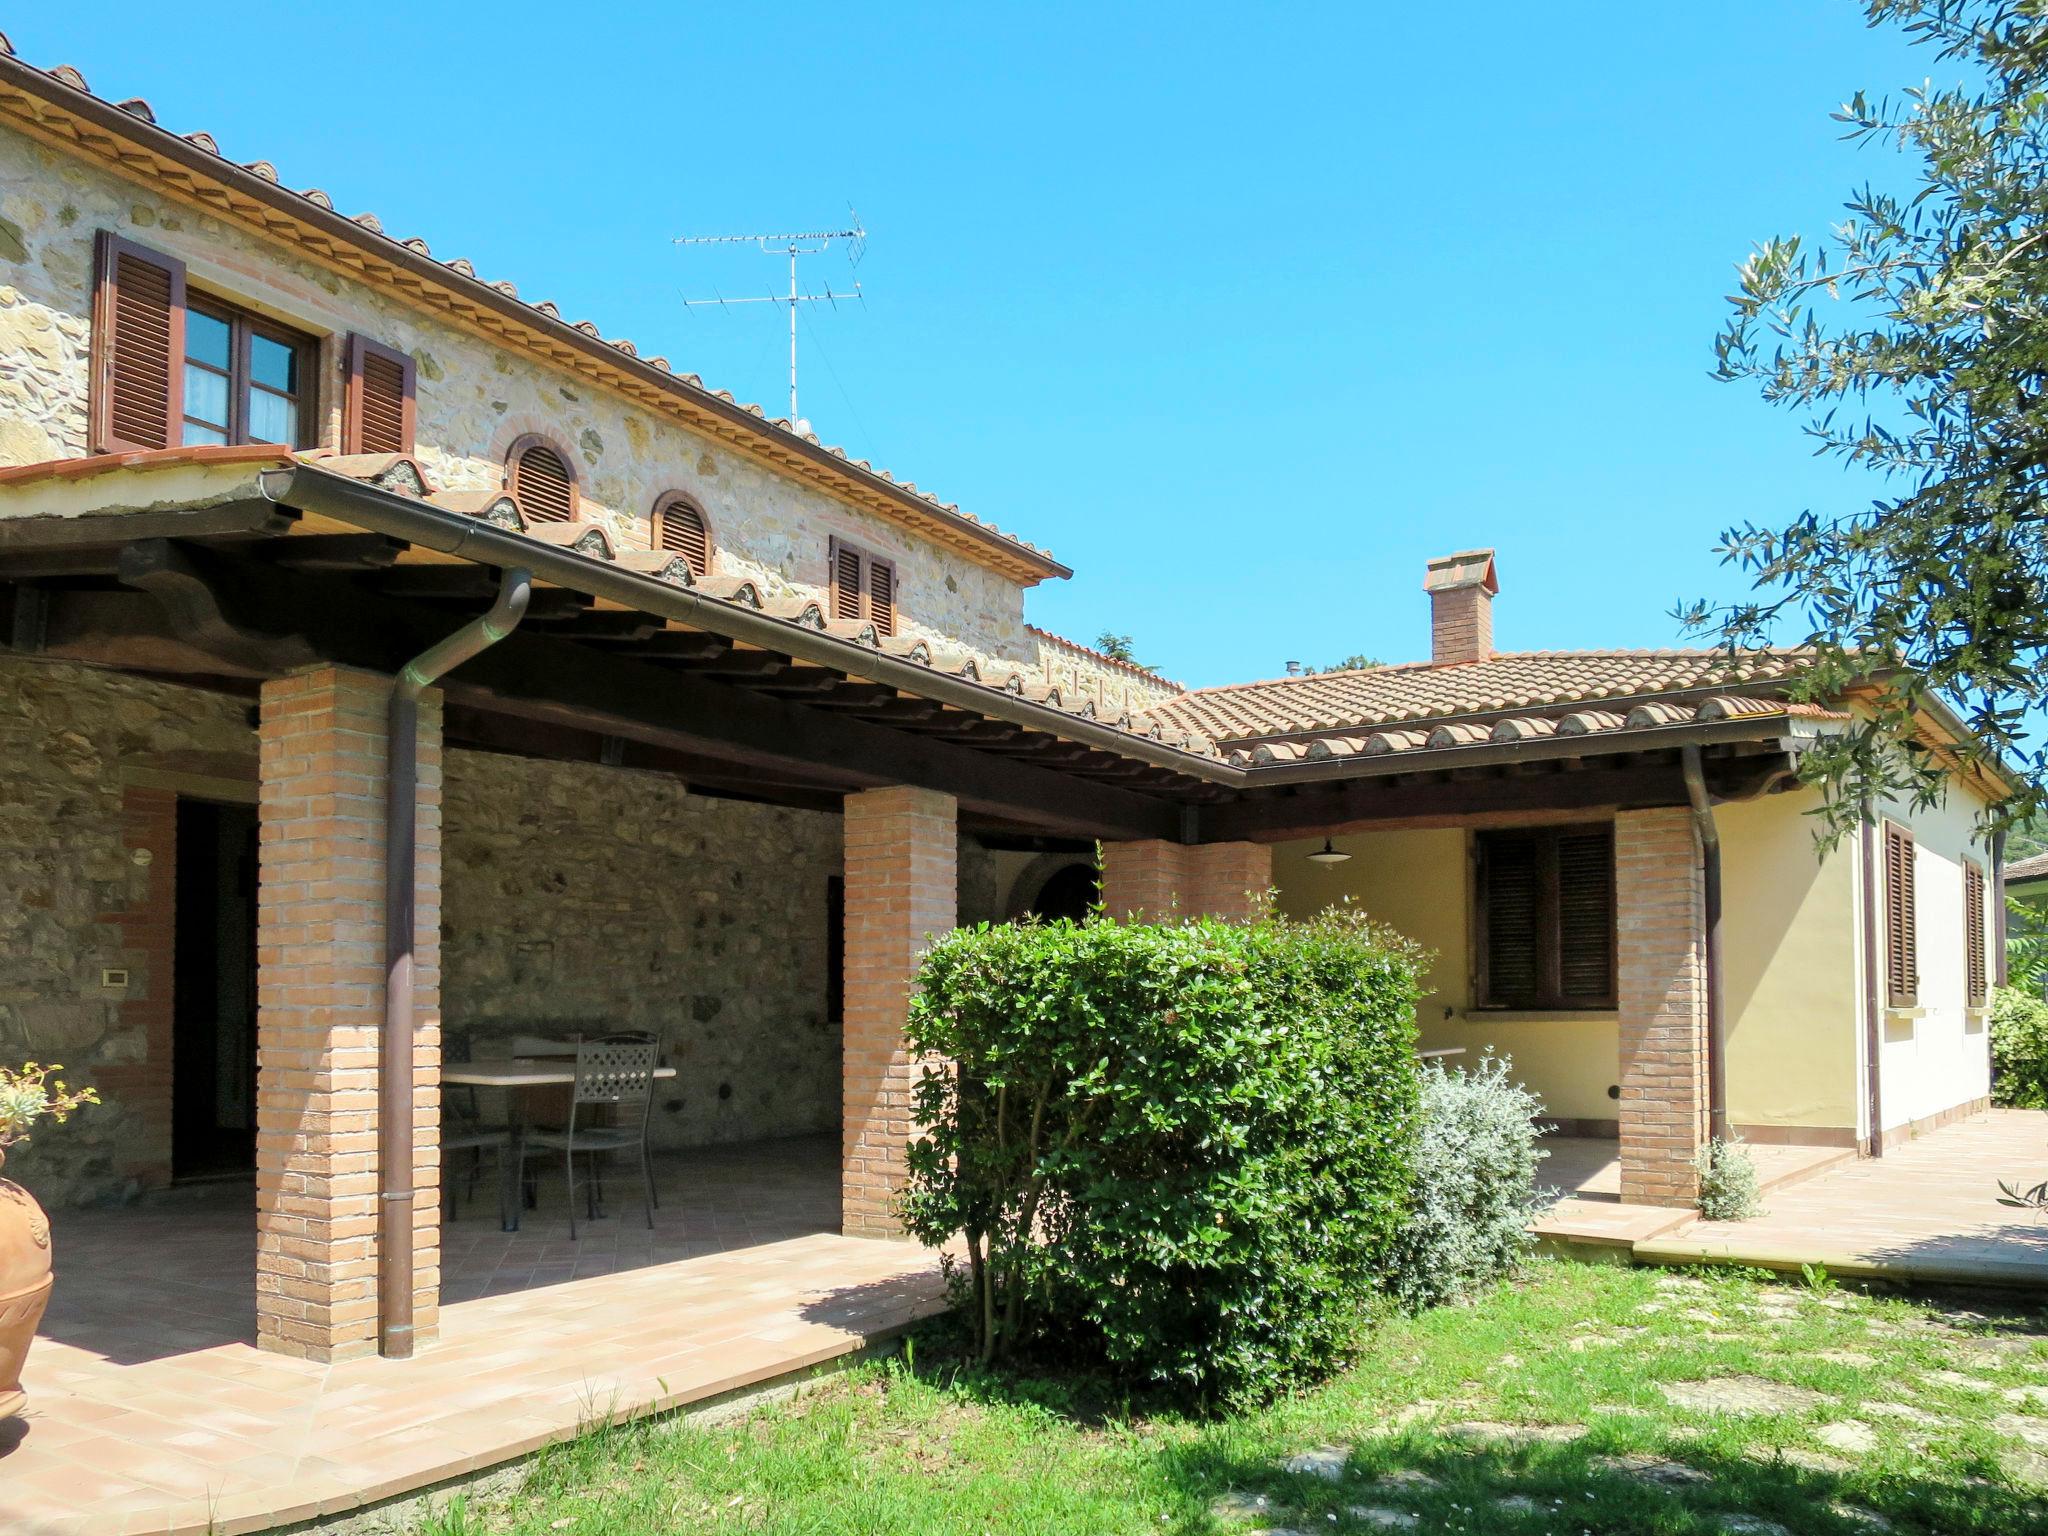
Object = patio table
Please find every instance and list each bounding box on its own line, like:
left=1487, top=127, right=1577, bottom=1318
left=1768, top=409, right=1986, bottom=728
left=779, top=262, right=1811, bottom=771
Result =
left=444, top=1057, right=677, bottom=1231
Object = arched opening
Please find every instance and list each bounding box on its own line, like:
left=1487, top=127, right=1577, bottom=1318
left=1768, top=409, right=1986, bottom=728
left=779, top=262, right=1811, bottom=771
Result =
left=1025, top=860, right=1099, bottom=922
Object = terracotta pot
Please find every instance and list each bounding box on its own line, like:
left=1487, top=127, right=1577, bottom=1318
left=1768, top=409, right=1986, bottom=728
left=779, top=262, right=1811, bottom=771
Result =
left=0, top=1149, right=53, bottom=1420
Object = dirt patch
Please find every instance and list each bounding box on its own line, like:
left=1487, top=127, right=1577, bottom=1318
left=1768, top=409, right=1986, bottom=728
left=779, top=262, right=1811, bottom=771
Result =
left=1658, top=1377, right=1832, bottom=1416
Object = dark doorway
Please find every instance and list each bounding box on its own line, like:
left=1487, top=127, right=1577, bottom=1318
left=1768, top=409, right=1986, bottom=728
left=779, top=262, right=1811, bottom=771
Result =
left=173, top=798, right=259, bottom=1180
left=1029, top=861, right=1100, bottom=922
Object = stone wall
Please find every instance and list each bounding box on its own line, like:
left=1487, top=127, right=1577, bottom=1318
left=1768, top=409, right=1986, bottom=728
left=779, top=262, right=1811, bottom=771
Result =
left=0, top=123, right=1040, bottom=669
left=438, top=751, right=844, bottom=1154
left=0, top=657, right=254, bottom=1204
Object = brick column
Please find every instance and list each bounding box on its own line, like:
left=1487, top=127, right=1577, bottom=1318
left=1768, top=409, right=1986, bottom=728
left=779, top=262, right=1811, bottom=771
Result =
left=1616, top=806, right=1708, bottom=1207
left=255, top=666, right=441, bottom=1359
left=842, top=786, right=956, bottom=1237
left=1099, top=840, right=1272, bottom=921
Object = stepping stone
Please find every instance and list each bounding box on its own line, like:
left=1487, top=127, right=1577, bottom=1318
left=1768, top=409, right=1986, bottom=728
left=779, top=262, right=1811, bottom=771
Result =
left=1282, top=1446, right=1350, bottom=1481
left=1658, top=1377, right=1832, bottom=1416
left=1922, top=1371, right=1994, bottom=1393
left=1593, top=1452, right=1710, bottom=1487
left=1774, top=1447, right=1853, bottom=1474
left=1211, top=1491, right=1278, bottom=1522
left=1864, top=1401, right=1938, bottom=1425
left=1569, top=1334, right=1622, bottom=1352
left=2004, top=1445, right=2048, bottom=1487
left=1370, top=1470, right=1437, bottom=1492
left=1656, top=1275, right=1709, bottom=1294
left=1495, top=1494, right=1538, bottom=1514
left=1828, top=1504, right=1891, bottom=1531
left=1816, top=1421, right=1879, bottom=1454
left=1816, top=1351, right=1875, bottom=1367
left=1684, top=1307, right=1727, bottom=1325
left=1721, top=1518, right=1790, bottom=1535
left=1997, top=1414, right=2048, bottom=1450
left=2005, top=1384, right=2048, bottom=1411
left=1445, top=1422, right=1586, bottom=1446
left=1345, top=1509, right=1418, bottom=1530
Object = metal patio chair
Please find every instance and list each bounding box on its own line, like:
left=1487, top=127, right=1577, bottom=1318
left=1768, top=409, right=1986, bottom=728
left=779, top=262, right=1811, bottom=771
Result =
left=519, top=1038, right=659, bottom=1239
left=441, top=1038, right=514, bottom=1226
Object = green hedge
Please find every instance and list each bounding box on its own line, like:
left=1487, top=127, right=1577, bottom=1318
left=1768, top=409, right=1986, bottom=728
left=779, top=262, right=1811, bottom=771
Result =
left=900, top=908, right=1425, bottom=1406
left=1992, top=985, right=2048, bottom=1109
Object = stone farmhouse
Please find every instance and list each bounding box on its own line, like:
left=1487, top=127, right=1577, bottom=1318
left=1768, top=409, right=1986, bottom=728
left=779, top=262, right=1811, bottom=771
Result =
left=0, top=40, right=2010, bottom=1371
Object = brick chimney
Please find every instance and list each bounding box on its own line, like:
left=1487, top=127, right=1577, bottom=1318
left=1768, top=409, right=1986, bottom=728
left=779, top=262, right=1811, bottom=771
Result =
left=1423, top=548, right=1497, bottom=666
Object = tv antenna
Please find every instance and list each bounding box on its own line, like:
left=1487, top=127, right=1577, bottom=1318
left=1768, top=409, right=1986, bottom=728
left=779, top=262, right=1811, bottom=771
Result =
left=674, top=213, right=865, bottom=429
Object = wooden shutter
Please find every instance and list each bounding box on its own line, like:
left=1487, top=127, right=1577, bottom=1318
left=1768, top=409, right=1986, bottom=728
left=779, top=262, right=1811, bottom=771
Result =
left=342, top=334, right=416, bottom=455
left=1965, top=859, right=1988, bottom=1006
left=868, top=558, right=896, bottom=636
left=1555, top=826, right=1616, bottom=1004
left=88, top=231, right=186, bottom=452
left=654, top=495, right=710, bottom=576
left=1884, top=822, right=1918, bottom=1008
left=509, top=440, right=575, bottom=523
left=832, top=540, right=864, bottom=622
left=1478, top=832, right=1541, bottom=1006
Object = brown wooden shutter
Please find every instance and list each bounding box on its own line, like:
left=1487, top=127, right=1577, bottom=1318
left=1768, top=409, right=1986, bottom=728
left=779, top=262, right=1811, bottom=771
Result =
left=510, top=441, right=575, bottom=523
left=655, top=496, right=710, bottom=576
left=88, top=231, right=186, bottom=452
left=1884, top=823, right=1918, bottom=1008
left=1965, top=860, right=1988, bottom=1006
left=1555, top=826, right=1616, bottom=1004
left=1479, top=832, right=1541, bottom=1006
left=868, top=558, right=896, bottom=636
left=832, top=540, right=864, bottom=622
left=342, top=334, right=416, bottom=455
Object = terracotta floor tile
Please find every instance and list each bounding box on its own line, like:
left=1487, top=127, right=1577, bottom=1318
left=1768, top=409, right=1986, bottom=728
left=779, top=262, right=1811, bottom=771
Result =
left=2, top=1134, right=943, bottom=1536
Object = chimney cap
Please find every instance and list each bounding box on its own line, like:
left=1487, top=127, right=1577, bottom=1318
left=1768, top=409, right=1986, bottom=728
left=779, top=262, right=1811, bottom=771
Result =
left=1423, top=548, right=1498, bottom=595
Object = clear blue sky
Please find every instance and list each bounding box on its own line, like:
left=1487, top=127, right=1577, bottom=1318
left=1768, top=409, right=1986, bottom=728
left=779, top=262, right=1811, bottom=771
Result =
left=24, top=3, right=1938, bottom=685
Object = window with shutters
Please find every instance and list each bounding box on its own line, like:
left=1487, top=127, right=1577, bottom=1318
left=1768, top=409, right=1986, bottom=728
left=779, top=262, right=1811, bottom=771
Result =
left=1473, top=824, right=1617, bottom=1010
left=1883, top=821, right=1919, bottom=1009
left=179, top=296, right=314, bottom=448
left=1964, top=858, right=1988, bottom=1007
left=506, top=435, right=578, bottom=523
left=342, top=334, right=416, bottom=455
left=651, top=491, right=713, bottom=577
left=828, top=537, right=898, bottom=636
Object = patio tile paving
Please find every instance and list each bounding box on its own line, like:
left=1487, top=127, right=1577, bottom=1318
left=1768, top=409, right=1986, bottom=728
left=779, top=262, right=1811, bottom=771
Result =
left=1, top=1134, right=946, bottom=1536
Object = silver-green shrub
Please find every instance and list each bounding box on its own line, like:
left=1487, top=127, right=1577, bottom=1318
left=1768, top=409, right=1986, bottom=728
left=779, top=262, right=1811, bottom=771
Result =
left=1383, top=1055, right=1549, bottom=1311
left=1695, top=1136, right=1765, bottom=1221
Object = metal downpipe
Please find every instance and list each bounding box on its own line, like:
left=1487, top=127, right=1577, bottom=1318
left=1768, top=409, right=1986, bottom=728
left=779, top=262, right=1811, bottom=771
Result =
left=1681, top=746, right=1731, bottom=1146
left=379, top=568, right=531, bottom=1359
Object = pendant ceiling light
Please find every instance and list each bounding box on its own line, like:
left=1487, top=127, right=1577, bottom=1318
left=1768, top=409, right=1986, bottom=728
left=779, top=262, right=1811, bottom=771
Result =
left=1306, top=837, right=1351, bottom=865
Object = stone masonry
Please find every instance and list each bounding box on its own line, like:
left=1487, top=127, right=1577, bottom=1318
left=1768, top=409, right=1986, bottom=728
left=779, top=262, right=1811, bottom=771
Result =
left=1615, top=805, right=1709, bottom=1207
left=841, top=786, right=956, bottom=1238
left=254, top=666, right=440, bottom=1360
left=440, top=751, right=843, bottom=1151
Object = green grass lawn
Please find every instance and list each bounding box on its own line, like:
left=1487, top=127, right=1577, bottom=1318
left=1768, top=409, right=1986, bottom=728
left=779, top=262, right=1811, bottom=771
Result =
left=415, top=1260, right=2048, bottom=1536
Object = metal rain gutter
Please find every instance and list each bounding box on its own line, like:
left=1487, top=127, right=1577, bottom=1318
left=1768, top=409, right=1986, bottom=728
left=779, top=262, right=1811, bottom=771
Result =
left=378, top=567, right=531, bottom=1359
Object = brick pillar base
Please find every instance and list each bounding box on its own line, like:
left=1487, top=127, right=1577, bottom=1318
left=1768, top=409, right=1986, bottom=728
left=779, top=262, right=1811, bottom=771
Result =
left=842, top=786, right=957, bottom=1237
left=1616, top=806, right=1708, bottom=1207
left=256, top=666, right=441, bottom=1359
left=1099, top=839, right=1273, bottom=922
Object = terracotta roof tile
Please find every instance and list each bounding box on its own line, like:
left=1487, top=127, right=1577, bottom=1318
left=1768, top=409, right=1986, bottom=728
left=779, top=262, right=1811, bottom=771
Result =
left=1153, top=650, right=1817, bottom=744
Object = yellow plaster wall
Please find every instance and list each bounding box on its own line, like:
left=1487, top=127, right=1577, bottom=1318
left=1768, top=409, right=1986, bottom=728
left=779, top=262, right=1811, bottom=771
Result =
left=1272, top=829, right=1621, bottom=1124
left=1716, top=788, right=1861, bottom=1131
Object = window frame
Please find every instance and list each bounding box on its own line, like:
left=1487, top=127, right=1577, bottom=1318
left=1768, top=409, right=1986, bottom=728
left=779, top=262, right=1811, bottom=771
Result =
left=1471, top=821, right=1619, bottom=1013
left=179, top=292, right=316, bottom=450
left=828, top=536, right=899, bottom=637
left=650, top=490, right=715, bottom=577
left=504, top=432, right=580, bottom=522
